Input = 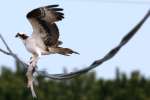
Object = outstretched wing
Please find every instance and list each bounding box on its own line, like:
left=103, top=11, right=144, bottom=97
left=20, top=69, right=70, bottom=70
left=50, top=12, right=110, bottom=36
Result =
left=27, top=5, right=64, bottom=47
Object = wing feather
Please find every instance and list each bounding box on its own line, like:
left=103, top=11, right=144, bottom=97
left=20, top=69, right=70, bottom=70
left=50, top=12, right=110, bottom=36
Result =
left=27, top=5, right=64, bottom=47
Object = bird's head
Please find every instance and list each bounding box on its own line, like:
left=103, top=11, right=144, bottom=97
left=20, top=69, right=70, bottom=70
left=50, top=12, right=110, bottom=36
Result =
left=15, top=32, right=29, bottom=40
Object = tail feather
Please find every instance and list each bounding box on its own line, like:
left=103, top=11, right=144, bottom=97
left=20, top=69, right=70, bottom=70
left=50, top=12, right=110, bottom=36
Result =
left=58, top=47, right=79, bottom=56
left=49, top=47, right=79, bottom=56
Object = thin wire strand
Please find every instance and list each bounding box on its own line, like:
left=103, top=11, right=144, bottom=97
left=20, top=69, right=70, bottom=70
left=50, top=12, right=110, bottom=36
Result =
left=78, top=0, right=150, bottom=5
left=99, top=0, right=150, bottom=4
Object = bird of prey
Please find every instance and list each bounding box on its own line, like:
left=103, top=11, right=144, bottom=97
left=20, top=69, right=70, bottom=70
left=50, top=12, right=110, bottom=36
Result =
left=16, top=5, right=79, bottom=66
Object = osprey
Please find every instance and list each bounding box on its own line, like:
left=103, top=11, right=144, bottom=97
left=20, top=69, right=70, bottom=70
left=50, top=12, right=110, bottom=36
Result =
left=16, top=5, right=79, bottom=66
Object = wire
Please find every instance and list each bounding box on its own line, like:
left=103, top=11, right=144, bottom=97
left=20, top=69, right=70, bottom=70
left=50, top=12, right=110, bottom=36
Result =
left=37, top=9, right=150, bottom=80
left=79, top=0, right=150, bottom=5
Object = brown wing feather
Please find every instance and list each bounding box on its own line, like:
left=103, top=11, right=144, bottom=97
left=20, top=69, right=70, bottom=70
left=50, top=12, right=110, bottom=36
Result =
left=27, top=5, right=64, bottom=23
left=26, top=5, right=64, bottom=47
left=43, top=23, right=60, bottom=47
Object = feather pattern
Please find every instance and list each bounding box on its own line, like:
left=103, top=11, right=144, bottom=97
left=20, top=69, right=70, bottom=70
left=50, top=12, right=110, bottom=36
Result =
left=27, top=5, right=64, bottom=47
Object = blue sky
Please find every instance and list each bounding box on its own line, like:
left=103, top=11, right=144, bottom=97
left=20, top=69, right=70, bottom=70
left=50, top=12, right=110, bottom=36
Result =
left=0, top=0, right=150, bottom=79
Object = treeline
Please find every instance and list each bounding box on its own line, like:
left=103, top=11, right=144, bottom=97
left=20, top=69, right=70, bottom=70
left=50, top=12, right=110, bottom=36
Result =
left=0, top=61, right=150, bottom=100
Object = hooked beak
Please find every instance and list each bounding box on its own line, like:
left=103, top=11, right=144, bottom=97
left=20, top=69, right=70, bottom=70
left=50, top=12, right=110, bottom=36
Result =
left=15, top=33, right=19, bottom=38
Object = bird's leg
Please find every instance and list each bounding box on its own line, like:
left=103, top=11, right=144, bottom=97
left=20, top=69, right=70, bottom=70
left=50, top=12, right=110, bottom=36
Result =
left=31, top=52, right=41, bottom=67
left=29, top=52, right=40, bottom=64
left=29, top=56, right=34, bottom=64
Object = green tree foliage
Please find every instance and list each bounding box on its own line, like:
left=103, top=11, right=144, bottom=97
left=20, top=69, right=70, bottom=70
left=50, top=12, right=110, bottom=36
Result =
left=0, top=62, right=150, bottom=100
